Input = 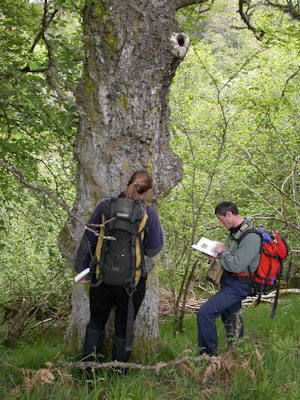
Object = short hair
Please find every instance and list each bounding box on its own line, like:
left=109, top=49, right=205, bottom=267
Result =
left=215, top=201, right=239, bottom=216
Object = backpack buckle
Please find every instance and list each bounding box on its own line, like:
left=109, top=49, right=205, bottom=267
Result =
left=127, top=284, right=137, bottom=296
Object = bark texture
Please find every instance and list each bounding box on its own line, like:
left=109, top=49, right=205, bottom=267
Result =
left=61, top=0, right=193, bottom=354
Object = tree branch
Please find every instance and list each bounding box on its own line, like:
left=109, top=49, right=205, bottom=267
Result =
left=31, top=1, right=59, bottom=53
left=238, top=0, right=300, bottom=39
left=21, top=0, right=59, bottom=73
left=238, top=0, right=265, bottom=40
left=243, top=147, right=300, bottom=208
left=280, top=66, right=300, bottom=98
left=175, top=0, right=211, bottom=11
left=0, top=160, right=113, bottom=238
left=264, top=0, right=300, bottom=20
left=0, top=159, right=81, bottom=220
left=56, top=353, right=211, bottom=372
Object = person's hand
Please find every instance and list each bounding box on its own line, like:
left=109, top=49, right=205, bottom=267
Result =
left=213, top=242, right=225, bottom=255
left=79, top=279, right=88, bottom=284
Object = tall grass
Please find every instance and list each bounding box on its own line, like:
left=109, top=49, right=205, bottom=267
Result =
left=1, top=295, right=300, bottom=399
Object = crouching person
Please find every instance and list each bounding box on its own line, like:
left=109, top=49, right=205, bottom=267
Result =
left=197, top=201, right=260, bottom=356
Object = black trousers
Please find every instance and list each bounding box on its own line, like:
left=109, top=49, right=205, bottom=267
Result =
left=87, top=277, right=146, bottom=339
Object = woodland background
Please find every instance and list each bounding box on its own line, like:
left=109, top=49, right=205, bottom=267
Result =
left=1, top=0, right=299, bottom=342
left=0, top=0, right=300, bottom=398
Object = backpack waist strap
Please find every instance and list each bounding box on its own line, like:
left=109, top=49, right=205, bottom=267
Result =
left=231, top=272, right=252, bottom=283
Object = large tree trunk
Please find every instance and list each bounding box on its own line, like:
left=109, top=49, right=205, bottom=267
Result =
left=61, top=0, right=197, bottom=355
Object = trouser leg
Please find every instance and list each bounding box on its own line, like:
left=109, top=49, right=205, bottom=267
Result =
left=197, top=295, right=219, bottom=356
left=84, top=285, right=114, bottom=361
left=221, top=304, right=244, bottom=348
left=197, top=281, right=248, bottom=356
left=84, top=279, right=146, bottom=364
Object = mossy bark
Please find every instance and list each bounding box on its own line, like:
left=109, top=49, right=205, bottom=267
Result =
left=61, top=0, right=196, bottom=356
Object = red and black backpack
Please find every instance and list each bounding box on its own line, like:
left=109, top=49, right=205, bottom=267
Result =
left=234, top=228, right=289, bottom=318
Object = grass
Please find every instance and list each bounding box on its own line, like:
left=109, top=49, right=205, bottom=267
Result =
left=1, top=295, right=300, bottom=399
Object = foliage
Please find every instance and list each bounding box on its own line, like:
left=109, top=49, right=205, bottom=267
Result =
left=237, top=0, right=300, bottom=42
left=160, top=0, right=300, bottom=331
left=0, top=0, right=82, bottom=174
left=176, top=0, right=215, bottom=43
left=1, top=295, right=300, bottom=399
left=0, top=0, right=82, bottom=345
left=0, top=0, right=300, bottom=344
left=0, top=188, right=73, bottom=346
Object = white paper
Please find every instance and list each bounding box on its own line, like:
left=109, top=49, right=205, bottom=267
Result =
left=191, top=237, right=218, bottom=257
left=74, top=267, right=90, bottom=283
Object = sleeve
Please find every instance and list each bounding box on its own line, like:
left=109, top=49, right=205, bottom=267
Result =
left=143, top=206, right=164, bottom=258
left=73, top=200, right=106, bottom=273
left=220, top=232, right=261, bottom=274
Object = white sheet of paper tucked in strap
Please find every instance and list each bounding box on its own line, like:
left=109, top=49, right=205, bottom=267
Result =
left=74, top=267, right=90, bottom=282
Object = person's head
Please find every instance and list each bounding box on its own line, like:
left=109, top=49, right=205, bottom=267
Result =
left=214, top=201, right=243, bottom=229
left=124, top=170, right=153, bottom=201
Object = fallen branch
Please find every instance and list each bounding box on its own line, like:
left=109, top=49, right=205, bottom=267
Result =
left=159, top=288, right=300, bottom=315
left=56, top=331, right=244, bottom=376
left=242, top=288, right=300, bottom=306
left=56, top=354, right=211, bottom=373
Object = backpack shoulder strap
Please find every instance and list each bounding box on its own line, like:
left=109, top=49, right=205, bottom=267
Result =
left=235, top=226, right=262, bottom=245
left=228, top=222, right=252, bottom=251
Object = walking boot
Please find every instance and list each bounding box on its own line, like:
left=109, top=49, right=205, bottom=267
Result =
left=112, top=336, right=130, bottom=375
left=83, top=328, right=105, bottom=378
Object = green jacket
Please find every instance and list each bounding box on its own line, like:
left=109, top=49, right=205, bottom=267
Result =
left=220, top=218, right=261, bottom=274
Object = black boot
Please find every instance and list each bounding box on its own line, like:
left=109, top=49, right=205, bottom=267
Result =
left=82, top=328, right=105, bottom=378
left=83, top=328, right=105, bottom=362
left=112, top=336, right=130, bottom=375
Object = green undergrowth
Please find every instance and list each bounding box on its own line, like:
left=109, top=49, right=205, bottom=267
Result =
left=1, top=295, right=300, bottom=399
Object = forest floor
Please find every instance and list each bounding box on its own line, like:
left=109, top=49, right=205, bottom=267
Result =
left=1, top=292, right=300, bottom=399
